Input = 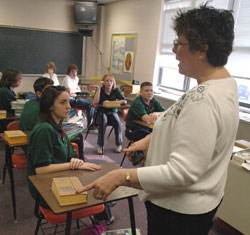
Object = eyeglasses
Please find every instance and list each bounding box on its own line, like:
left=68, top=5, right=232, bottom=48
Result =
left=173, top=39, right=190, bottom=49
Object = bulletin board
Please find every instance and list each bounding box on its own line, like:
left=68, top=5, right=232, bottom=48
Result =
left=110, top=34, right=136, bottom=84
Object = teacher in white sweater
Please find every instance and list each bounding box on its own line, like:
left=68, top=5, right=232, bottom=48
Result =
left=76, top=4, right=239, bottom=235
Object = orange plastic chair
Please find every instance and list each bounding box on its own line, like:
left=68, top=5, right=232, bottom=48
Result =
left=71, top=142, right=79, bottom=158
left=35, top=202, right=105, bottom=234
left=7, top=121, right=27, bottom=169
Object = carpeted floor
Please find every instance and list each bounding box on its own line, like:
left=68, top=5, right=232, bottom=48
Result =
left=0, top=117, right=243, bottom=234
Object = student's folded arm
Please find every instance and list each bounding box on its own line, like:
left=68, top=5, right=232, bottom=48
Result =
left=141, top=114, right=153, bottom=123
left=35, top=162, right=71, bottom=174
left=93, top=86, right=101, bottom=104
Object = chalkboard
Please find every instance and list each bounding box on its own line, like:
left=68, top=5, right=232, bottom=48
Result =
left=0, top=27, right=83, bottom=74
left=110, top=34, right=136, bottom=84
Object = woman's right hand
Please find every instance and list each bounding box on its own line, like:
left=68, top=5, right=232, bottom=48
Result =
left=122, top=134, right=152, bottom=166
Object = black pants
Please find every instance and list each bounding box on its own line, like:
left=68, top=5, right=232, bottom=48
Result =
left=145, top=201, right=220, bottom=235
left=71, top=134, right=84, bottom=161
left=70, top=98, right=95, bottom=127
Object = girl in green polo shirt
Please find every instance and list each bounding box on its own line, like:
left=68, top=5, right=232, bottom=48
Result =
left=93, top=74, right=126, bottom=155
left=27, top=86, right=100, bottom=208
left=0, top=68, right=22, bottom=132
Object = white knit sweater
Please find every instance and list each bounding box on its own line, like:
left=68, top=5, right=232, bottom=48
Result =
left=138, top=77, right=239, bottom=214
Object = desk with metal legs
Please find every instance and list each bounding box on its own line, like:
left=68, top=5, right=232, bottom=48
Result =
left=29, top=163, right=139, bottom=235
left=0, top=133, right=28, bottom=221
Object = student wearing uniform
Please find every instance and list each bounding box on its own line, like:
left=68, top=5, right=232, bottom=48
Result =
left=20, top=77, right=85, bottom=160
left=93, top=74, right=126, bottom=155
left=19, top=77, right=53, bottom=131
left=125, top=82, right=165, bottom=142
left=26, top=86, right=100, bottom=209
left=61, top=64, right=96, bottom=130
left=0, top=68, right=22, bottom=132
left=77, top=4, right=239, bottom=235
left=43, top=61, right=59, bottom=86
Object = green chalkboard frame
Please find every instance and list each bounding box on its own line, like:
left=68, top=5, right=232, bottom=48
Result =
left=0, top=26, right=83, bottom=74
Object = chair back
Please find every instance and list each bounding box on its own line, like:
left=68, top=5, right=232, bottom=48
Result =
left=122, top=108, right=129, bottom=121
left=7, top=121, right=19, bottom=130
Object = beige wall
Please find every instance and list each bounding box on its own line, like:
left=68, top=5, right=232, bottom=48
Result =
left=85, top=0, right=163, bottom=84
left=0, top=0, right=77, bottom=32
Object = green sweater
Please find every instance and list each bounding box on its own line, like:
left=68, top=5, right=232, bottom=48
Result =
left=27, top=122, right=77, bottom=200
left=99, top=87, right=125, bottom=112
left=0, top=87, right=16, bottom=113
left=19, top=99, right=39, bottom=131
left=126, top=96, right=165, bottom=128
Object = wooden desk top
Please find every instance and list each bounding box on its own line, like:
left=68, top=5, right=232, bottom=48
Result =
left=133, top=120, right=154, bottom=129
left=29, top=163, right=139, bottom=214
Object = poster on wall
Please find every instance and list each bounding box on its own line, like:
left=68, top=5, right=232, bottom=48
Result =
left=110, top=34, right=136, bottom=84
left=124, top=51, right=133, bottom=73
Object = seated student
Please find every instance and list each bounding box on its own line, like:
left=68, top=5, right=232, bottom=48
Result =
left=19, top=77, right=85, bottom=160
left=61, top=64, right=96, bottom=131
left=43, top=61, right=59, bottom=86
left=19, top=77, right=53, bottom=131
left=93, top=74, right=126, bottom=155
left=26, top=86, right=100, bottom=209
left=125, top=81, right=165, bottom=142
left=0, top=68, right=22, bottom=132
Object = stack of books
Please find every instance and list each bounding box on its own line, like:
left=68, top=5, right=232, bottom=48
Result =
left=62, top=123, right=84, bottom=140
left=0, top=110, right=7, bottom=119
left=11, top=99, right=27, bottom=116
left=51, top=177, right=87, bottom=206
left=4, top=130, right=28, bottom=145
left=102, top=228, right=141, bottom=235
left=103, top=101, right=121, bottom=108
left=232, top=148, right=250, bottom=165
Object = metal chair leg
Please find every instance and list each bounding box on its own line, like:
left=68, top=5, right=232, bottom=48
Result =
left=34, top=213, right=43, bottom=235
left=120, top=142, right=132, bottom=167
left=107, top=127, right=114, bottom=139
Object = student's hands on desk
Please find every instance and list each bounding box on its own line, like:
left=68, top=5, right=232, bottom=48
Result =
left=69, top=158, right=101, bottom=171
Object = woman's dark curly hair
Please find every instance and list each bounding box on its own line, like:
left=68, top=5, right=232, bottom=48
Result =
left=173, top=2, right=234, bottom=67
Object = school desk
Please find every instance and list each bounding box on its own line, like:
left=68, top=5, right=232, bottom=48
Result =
left=133, top=120, right=154, bottom=129
left=0, top=131, right=29, bottom=221
left=216, top=161, right=250, bottom=234
left=29, top=163, right=139, bottom=235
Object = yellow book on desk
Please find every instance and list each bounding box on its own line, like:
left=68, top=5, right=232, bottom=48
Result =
left=103, top=101, right=121, bottom=108
left=4, top=130, right=27, bottom=144
left=51, top=177, right=87, bottom=206
left=0, top=110, right=7, bottom=119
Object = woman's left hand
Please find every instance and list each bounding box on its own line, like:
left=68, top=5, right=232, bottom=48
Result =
left=76, top=169, right=122, bottom=200
left=78, top=162, right=101, bottom=171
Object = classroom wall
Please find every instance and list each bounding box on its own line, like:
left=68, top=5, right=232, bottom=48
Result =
left=0, top=0, right=77, bottom=32
left=0, top=0, right=80, bottom=91
left=1, top=0, right=249, bottom=140
left=85, top=0, right=163, bottom=84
